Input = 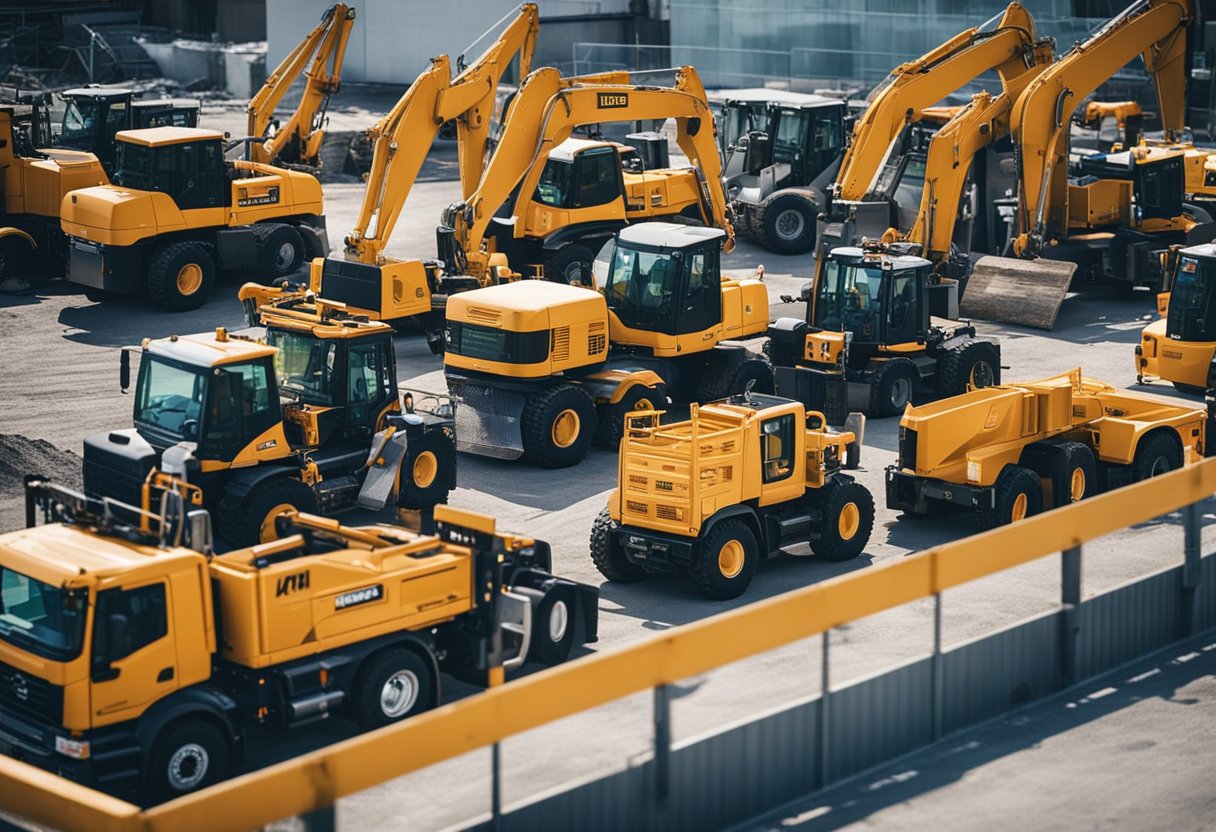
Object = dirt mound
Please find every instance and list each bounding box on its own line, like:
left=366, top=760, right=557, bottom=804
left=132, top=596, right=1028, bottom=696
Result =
left=0, top=435, right=82, bottom=496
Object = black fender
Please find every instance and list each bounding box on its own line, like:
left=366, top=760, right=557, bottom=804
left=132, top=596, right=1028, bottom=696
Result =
left=700, top=504, right=766, bottom=555
left=509, top=569, right=599, bottom=646
left=218, top=463, right=301, bottom=508
left=135, top=686, right=244, bottom=768
left=542, top=220, right=627, bottom=252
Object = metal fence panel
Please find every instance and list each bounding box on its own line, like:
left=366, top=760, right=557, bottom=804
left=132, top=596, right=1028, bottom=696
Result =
left=1197, top=553, right=1216, bottom=633
left=942, top=611, right=1061, bottom=736
left=488, top=762, right=651, bottom=832
left=1077, top=565, right=1181, bottom=680
left=826, top=658, right=934, bottom=782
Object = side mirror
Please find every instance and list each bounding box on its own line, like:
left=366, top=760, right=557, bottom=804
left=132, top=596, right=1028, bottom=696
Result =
left=799, top=283, right=813, bottom=303
left=119, top=349, right=130, bottom=393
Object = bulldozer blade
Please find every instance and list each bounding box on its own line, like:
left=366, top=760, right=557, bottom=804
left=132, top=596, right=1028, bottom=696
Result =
left=450, top=382, right=526, bottom=460
left=960, top=255, right=1077, bottom=330
left=357, top=428, right=409, bottom=511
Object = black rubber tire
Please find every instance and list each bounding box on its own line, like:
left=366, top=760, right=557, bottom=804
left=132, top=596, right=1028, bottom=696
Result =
left=869, top=360, right=917, bottom=417
left=527, top=583, right=577, bottom=665
left=978, top=465, right=1043, bottom=530
left=397, top=429, right=457, bottom=509
left=726, top=356, right=776, bottom=397
left=809, top=477, right=875, bottom=561
left=761, top=194, right=817, bottom=255
left=256, top=223, right=306, bottom=281
left=146, top=241, right=215, bottom=311
left=595, top=384, right=665, bottom=448
left=589, top=507, right=648, bottom=582
left=145, top=719, right=231, bottom=802
left=0, top=237, right=31, bottom=291
left=544, top=243, right=595, bottom=286
left=353, top=649, right=434, bottom=730
left=934, top=340, right=1001, bottom=397
left=1130, top=430, right=1183, bottom=481
left=1052, top=441, right=1098, bottom=507
left=296, top=223, right=327, bottom=261
left=232, top=477, right=317, bottom=548
left=695, top=350, right=738, bottom=402
left=691, top=518, right=759, bottom=601
left=697, top=352, right=775, bottom=403
left=521, top=383, right=597, bottom=468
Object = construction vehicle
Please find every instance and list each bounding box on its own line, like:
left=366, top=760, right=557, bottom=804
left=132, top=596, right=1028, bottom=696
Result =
left=960, top=0, right=1214, bottom=328
left=54, top=87, right=199, bottom=176
left=1073, top=99, right=1144, bottom=152
left=0, top=98, right=108, bottom=289
left=272, top=4, right=539, bottom=335
left=59, top=125, right=328, bottom=310
left=719, top=89, right=848, bottom=254
left=768, top=241, right=1001, bottom=420
left=590, top=391, right=871, bottom=600
left=445, top=222, right=771, bottom=468
left=243, top=3, right=356, bottom=172
left=0, top=477, right=597, bottom=802
left=886, top=368, right=1209, bottom=527
left=82, top=289, right=455, bottom=547
left=437, top=64, right=731, bottom=288
left=1136, top=242, right=1216, bottom=393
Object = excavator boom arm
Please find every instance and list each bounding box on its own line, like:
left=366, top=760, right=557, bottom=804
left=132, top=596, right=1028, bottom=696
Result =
left=248, top=3, right=356, bottom=166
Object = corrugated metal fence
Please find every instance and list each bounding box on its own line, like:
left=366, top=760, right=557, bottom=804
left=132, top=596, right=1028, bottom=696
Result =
left=474, top=554, right=1216, bottom=832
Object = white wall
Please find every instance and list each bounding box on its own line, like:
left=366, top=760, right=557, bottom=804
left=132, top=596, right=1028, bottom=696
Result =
left=266, top=0, right=631, bottom=86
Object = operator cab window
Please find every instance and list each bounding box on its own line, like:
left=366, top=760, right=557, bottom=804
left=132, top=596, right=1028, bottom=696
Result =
left=573, top=148, right=622, bottom=208
left=92, top=583, right=167, bottom=678
left=345, top=340, right=394, bottom=429
left=203, top=360, right=277, bottom=461
left=773, top=109, right=808, bottom=164
left=816, top=259, right=883, bottom=340
left=604, top=246, right=679, bottom=331
left=761, top=414, right=795, bottom=483
left=676, top=246, right=722, bottom=334
left=534, top=159, right=570, bottom=208
left=1167, top=257, right=1216, bottom=341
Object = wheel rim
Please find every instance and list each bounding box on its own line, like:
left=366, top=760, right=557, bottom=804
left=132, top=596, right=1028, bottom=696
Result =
left=838, top=501, right=861, bottom=540
left=1010, top=493, right=1028, bottom=522
left=380, top=669, right=420, bottom=718
left=167, top=743, right=209, bottom=791
left=259, top=502, right=296, bottom=543
left=775, top=208, right=806, bottom=240
left=176, top=263, right=203, bottom=296
left=1149, top=455, right=1170, bottom=477
left=717, top=539, right=745, bottom=579
left=548, top=599, right=569, bottom=643
left=1070, top=468, right=1086, bottom=501
left=551, top=409, right=580, bottom=448
left=413, top=451, right=438, bottom=488
left=969, top=361, right=994, bottom=389
left=889, top=377, right=912, bottom=410
left=275, top=241, right=297, bottom=271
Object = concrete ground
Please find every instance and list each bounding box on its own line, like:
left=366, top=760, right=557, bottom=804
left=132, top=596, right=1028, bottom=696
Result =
left=2, top=162, right=1215, bottom=831
left=741, top=635, right=1216, bottom=832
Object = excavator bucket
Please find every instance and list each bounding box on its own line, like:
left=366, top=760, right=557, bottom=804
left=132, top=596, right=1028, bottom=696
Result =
left=357, top=427, right=410, bottom=510
left=959, top=255, right=1077, bottom=330
left=448, top=381, right=527, bottom=460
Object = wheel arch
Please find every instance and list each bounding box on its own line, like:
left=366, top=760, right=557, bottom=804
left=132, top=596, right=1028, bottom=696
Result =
left=355, top=636, right=442, bottom=707
left=135, top=687, right=243, bottom=767
left=0, top=226, right=38, bottom=250
left=699, top=504, right=765, bottom=555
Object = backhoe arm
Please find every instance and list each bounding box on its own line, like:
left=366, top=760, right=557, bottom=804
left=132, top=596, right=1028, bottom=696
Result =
left=248, top=3, right=356, bottom=168
left=835, top=1, right=1050, bottom=201
left=453, top=65, right=730, bottom=274
left=1010, top=0, right=1191, bottom=256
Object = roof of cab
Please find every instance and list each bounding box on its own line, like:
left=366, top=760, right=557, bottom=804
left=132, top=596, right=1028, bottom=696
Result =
left=618, top=222, right=726, bottom=250
left=145, top=329, right=276, bottom=367
left=829, top=245, right=931, bottom=270
left=0, top=523, right=200, bottom=587
left=719, top=88, right=845, bottom=109
left=116, top=126, right=223, bottom=146
left=448, top=280, right=602, bottom=315
left=548, top=137, right=620, bottom=162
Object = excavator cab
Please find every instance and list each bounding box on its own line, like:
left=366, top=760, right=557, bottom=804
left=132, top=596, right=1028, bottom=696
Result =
left=58, top=88, right=198, bottom=175
left=1164, top=248, right=1216, bottom=342
left=814, top=246, right=930, bottom=351
left=111, top=129, right=227, bottom=210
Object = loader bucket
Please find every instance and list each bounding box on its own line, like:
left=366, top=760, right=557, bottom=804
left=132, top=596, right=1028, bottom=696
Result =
left=448, top=381, right=527, bottom=460
left=959, top=255, right=1077, bottom=330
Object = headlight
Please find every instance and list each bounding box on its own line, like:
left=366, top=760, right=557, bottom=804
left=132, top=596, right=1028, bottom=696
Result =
left=967, top=460, right=981, bottom=483
left=55, top=736, right=90, bottom=760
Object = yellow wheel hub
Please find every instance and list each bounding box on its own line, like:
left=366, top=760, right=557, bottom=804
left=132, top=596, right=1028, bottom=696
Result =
left=1069, top=467, right=1085, bottom=502
left=717, top=539, right=745, bottom=579
left=838, top=501, right=861, bottom=541
left=176, top=263, right=203, bottom=296
left=551, top=409, right=580, bottom=448
left=413, top=450, right=438, bottom=489
left=1011, top=493, right=1028, bottom=522
left=259, top=502, right=295, bottom=543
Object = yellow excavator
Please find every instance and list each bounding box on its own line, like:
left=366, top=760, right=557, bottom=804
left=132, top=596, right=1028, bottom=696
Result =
left=960, top=0, right=1214, bottom=328
left=1136, top=242, right=1216, bottom=393
left=243, top=2, right=357, bottom=172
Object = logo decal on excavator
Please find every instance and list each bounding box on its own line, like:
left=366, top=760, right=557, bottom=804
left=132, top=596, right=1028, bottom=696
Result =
left=238, top=186, right=281, bottom=207
left=335, top=584, right=384, bottom=610
left=597, top=92, right=629, bottom=109
left=275, top=570, right=310, bottom=597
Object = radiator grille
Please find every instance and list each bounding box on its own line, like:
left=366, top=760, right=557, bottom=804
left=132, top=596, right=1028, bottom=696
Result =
left=551, top=326, right=570, bottom=362
left=588, top=321, right=607, bottom=355
left=0, top=657, right=63, bottom=724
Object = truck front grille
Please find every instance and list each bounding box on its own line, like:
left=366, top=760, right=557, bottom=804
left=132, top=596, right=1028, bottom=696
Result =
left=0, top=658, right=63, bottom=724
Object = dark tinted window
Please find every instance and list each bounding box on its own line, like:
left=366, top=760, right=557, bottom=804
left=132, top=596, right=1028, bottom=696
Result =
left=535, top=159, right=571, bottom=208
left=93, top=583, right=167, bottom=668
left=573, top=149, right=621, bottom=208
left=761, top=414, right=795, bottom=483
left=202, top=360, right=277, bottom=460
left=1167, top=257, right=1216, bottom=341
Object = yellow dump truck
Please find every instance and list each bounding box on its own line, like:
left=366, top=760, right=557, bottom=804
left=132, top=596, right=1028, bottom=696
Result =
left=0, top=478, right=597, bottom=803
left=591, top=391, right=871, bottom=599
left=887, top=369, right=1211, bottom=527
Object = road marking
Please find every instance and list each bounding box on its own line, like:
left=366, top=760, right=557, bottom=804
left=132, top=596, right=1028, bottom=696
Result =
left=1127, top=668, right=1161, bottom=683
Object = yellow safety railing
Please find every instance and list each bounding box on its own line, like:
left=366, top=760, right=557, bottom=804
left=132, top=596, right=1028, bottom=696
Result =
left=4, top=458, right=1215, bottom=832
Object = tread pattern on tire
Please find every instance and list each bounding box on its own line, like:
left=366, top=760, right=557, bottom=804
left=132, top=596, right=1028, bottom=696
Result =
left=809, top=476, right=875, bottom=561
left=978, top=465, right=1042, bottom=530
left=521, top=383, right=596, bottom=468
left=589, top=507, right=647, bottom=582
left=868, top=359, right=917, bottom=417
left=934, top=339, right=1001, bottom=397
left=690, top=517, right=759, bottom=600
left=146, top=241, right=214, bottom=311
left=231, top=477, right=316, bottom=548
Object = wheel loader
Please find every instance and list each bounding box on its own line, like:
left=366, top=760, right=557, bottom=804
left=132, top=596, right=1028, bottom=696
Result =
left=768, top=240, right=1002, bottom=422
left=1136, top=242, right=1216, bottom=394
left=444, top=221, right=773, bottom=468
left=2, top=476, right=596, bottom=802
left=886, top=368, right=1211, bottom=528
left=83, top=289, right=455, bottom=548
left=591, top=390, right=871, bottom=600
